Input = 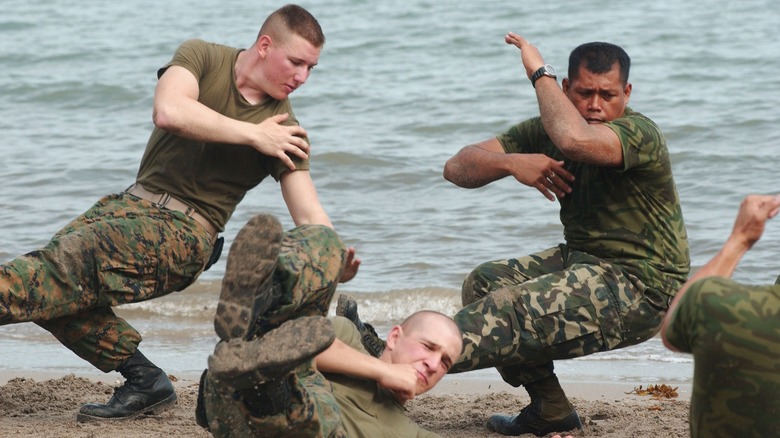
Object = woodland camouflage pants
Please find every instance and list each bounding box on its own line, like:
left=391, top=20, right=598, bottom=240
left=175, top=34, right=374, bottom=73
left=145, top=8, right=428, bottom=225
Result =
left=450, top=244, right=672, bottom=387
left=203, top=223, right=349, bottom=438
left=0, top=193, right=213, bottom=372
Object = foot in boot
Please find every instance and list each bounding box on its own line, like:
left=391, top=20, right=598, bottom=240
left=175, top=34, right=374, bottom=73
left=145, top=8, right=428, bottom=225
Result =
left=487, top=400, right=583, bottom=436
left=208, top=316, right=335, bottom=390
left=335, top=293, right=386, bottom=357
left=214, top=213, right=283, bottom=341
left=77, top=367, right=176, bottom=422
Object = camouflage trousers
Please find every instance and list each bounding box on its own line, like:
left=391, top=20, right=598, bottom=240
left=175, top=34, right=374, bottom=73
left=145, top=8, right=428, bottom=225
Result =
left=203, top=224, right=349, bottom=438
left=0, top=193, right=213, bottom=372
left=664, top=277, right=780, bottom=438
left=450, top=244, right=671, bottom=387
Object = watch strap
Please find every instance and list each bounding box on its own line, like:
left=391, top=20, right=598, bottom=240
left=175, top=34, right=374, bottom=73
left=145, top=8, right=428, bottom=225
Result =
left=531, top=65, right=557, bottom=88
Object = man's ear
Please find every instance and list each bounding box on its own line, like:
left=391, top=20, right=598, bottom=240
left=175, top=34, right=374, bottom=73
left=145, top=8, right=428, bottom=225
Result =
left=256, top=34, right=272, bottom=58
left=385, top=325, right=403, bottom=351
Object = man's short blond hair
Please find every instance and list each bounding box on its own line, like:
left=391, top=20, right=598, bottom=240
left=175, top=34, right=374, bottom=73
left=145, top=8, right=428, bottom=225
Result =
left=259, top=4, right=325, bottom=47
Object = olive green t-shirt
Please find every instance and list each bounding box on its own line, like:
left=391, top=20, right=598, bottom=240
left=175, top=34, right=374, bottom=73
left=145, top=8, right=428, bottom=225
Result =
left=324, top=317, right=440, bottom=438
left=135, top=39, right=309, bottom=231
left=497, top=108, right=690, bottom=294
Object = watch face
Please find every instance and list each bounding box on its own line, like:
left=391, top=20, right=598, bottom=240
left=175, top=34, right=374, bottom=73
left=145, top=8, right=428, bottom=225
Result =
left=545, top=64, right=556, bottom=76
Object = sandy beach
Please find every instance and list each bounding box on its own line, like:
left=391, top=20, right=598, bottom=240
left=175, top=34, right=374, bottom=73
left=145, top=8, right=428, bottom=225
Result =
left=0, top=371, right=690, bottom=437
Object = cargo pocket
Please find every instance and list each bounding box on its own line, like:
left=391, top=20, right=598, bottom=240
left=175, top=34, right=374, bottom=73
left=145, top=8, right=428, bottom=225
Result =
left=616, top=274, right=666, bottom=347
left=523, top=267, right=624, bottom=362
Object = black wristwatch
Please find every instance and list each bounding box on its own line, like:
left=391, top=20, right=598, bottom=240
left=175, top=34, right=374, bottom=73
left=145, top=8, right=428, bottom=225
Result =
left=530, top=64, right=557, bottom=88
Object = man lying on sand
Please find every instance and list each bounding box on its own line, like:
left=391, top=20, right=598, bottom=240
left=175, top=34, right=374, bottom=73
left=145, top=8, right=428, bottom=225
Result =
left=196, top=214, right=463, bottom=437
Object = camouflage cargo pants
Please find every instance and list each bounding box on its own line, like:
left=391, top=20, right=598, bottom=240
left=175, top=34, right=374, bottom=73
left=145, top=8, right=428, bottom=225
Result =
left=664, top=277, right=780, bottom=437
left=203, top=224, right=349, bottom=438
left=0, top=193, right=213, bottom=371
left=450, top=244, right=670, bottom=386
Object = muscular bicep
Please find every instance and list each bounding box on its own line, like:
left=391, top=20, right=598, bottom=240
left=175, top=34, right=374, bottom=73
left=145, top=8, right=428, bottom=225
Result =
left=156, top=66, right=199, bottom=101
left=153, top=66, right=201, bottom=128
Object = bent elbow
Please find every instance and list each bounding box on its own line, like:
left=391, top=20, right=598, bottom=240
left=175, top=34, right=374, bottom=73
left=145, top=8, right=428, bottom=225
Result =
left=554, top=133, right=581, bottom=158
left=442, top=160, right=457, bottom=184
left=443, top=159, right=472, bottom=187
left=152, top=104, right=175, bottom=131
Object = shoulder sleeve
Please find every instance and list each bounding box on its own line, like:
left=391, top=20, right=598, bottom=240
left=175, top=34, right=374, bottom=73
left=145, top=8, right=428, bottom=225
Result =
left=664, top=279, right=712, bottom=353
left=331, top=316, right=369, bottom=355
left=496, top=117, right=548, bottom=154
left=266, top=103, right=310, bottom=181
left=157, top=39, right=212, bottom=80
left=604, top=109, right=668, bottom=172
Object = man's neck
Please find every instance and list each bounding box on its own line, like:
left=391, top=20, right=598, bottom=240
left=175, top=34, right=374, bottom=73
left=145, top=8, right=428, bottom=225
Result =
left=234, top=49, right=267, bottom=105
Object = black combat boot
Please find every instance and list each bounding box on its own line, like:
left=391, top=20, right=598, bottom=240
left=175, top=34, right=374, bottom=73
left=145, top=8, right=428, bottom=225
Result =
left=77, top=349, right=177, bottom=422
left=336, top=293, right=385, bottom=357
left=487, top=375, right=582, bottom=436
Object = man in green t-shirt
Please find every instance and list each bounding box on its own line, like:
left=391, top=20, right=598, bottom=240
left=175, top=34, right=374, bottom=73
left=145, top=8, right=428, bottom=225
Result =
left=198, top=214, right=463, bottom=438
left=0, top=4, right=359, bottom=422
left=662, top=194, right=780, bottom=437
left=438, top=33, right=690, bottom=436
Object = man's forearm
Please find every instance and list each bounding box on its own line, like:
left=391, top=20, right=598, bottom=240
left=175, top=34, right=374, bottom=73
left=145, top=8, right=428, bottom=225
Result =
left=443, top=145, right=510, bottom=188
left=315, top=338, right=385, bottom=381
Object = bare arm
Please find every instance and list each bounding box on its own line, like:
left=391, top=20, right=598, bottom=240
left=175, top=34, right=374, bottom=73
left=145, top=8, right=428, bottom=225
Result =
left=504, top=32, right=624, bottom=167
left=661, top=194, right=780, bottom=350
left=443, top=138, right=573, bottom=201
left=315, top=338, right=418, bottom=401
left=152, top=65, right=310, bottom=170
left=279, top=170, right=361, bottom=282
left=279, top=169, right=332, bottom=228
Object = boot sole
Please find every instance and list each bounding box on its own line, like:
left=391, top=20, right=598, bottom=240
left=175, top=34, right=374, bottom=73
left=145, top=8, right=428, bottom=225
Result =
left=488, top=408, right=583, bottom=436
left=76, top=392, right=177, bottom=423
left=208, top=316, right=334, bottom=390
left=335, top=293, right=356, bottom=319
left=214, top=214, right=283, bottom=341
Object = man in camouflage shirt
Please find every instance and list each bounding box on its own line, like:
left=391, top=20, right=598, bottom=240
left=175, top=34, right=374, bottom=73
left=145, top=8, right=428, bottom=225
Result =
left=662, top=194, right=780, bottom=437
left=441, top=32, right=690, bottom=436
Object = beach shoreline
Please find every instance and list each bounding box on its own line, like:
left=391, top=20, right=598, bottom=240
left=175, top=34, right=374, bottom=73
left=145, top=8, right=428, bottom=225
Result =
left=0, top=371, right=690, bottom=437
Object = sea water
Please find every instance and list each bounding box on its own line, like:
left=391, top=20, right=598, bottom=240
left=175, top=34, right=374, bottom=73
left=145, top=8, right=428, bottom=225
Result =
left=1, top=0, right=779, bottom=386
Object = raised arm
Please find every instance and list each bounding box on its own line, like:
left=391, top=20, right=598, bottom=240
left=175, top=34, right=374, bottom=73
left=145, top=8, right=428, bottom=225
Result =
left=443, top=138, right=573, bottom=201
left=661, top=194, right=780, bottom=350
left=152, top=65, right=310, bottom=170
left=504, top=32, right=625, bottom=167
